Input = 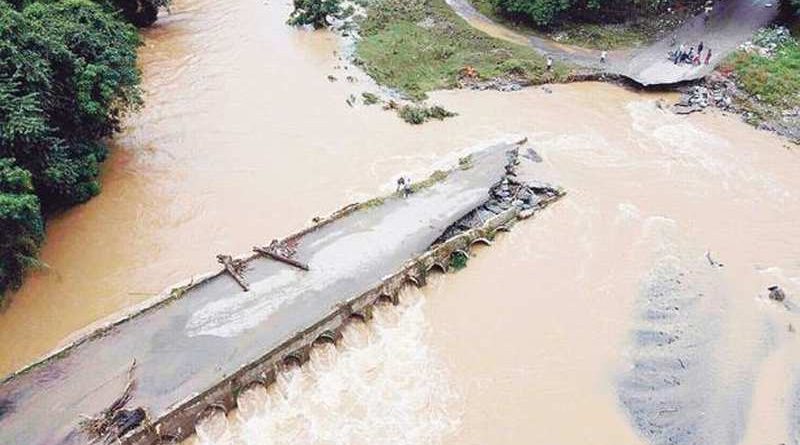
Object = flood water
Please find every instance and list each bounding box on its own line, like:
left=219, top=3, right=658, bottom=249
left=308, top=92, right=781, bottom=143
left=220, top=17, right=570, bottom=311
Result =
left=2, top=0, right=799, bottom=443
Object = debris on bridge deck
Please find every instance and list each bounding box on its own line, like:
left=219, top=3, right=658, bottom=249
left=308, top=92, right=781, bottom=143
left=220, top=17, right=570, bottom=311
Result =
left=0, top=137, right=563, bottom=445
left=216, top=254, right=250, bottom=291
left=253, top=240, right=310, bottom=271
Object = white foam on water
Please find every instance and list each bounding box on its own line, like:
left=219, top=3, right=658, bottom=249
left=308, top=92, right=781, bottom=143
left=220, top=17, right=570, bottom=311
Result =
left=626, top=100, right=790, bottom=201
left=193, top=292, right=461, bottom=445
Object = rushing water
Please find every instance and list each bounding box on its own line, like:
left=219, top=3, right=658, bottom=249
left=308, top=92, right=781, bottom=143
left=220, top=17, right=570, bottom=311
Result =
left=191, top=294, right=461, bottom=445
left=2, top=0, right=800, bottom=443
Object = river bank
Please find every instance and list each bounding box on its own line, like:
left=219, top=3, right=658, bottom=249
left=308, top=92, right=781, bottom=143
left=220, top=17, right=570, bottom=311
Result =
left=432, top=0, right=798, bottom=141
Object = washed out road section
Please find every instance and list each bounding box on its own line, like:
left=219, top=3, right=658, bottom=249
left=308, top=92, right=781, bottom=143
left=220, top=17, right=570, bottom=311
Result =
left=0, top=140, right=528, bottom=445
left=446, top=0, right=778, bottom=85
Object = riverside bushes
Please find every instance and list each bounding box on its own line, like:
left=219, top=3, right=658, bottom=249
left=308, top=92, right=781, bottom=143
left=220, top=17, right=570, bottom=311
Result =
left=489, top=0, right=704, bottom=27
left=398, top=104, right=457, bottom=124
left=0, top=0, right=147, bottom=298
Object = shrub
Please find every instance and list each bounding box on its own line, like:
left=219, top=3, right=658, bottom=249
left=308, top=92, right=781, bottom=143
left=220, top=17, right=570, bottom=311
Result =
left=398, top=105, right=430, bottom=124
left=398, top=104, right=457, bottom=124
left=449, top=250, right=468, bottom=270
left=0, top=158, right=43, bottom=297
left=287, top=0, right=345, bottom=28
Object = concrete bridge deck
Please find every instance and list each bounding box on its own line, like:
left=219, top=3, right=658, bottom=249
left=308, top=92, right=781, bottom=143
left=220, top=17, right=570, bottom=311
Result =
left=0, top=138, right=561, bottom=445
left=446, top=0, right=778, bottom=86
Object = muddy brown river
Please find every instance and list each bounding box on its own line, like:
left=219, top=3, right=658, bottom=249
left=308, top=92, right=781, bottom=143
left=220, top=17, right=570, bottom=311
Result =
left=2, top=0, right=799, bottom=444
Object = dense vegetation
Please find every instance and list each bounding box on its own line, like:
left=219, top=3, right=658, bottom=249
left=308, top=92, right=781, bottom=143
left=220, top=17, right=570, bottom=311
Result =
left=487, top=0, right=706, bottom=27
left=356, top=0, right=570, bottom=100
left=486, top=0, right=800, bottom=28
left=0, top=0, right=150, bottom=298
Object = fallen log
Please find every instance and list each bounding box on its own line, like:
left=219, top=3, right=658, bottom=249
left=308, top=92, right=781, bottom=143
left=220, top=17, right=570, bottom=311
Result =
left=216, top=254, right=250, bottom=291
left=705, top=250, right=724, bottom=268
left=253, top=246, right=310, bottom=271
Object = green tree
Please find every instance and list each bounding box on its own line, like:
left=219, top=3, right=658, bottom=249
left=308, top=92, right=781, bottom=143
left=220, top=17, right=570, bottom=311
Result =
left=0, top=158, right=43, bottom=296
left=492, top=0, right=573, bottom=26
left=6, top=0, right=168, bottom=26
left=0, top=0, right=141, bottom=208
left=491, top=0, right=702, bottom=27
left=287, top=0, right=343, bottom=28
left=0, top=0, right=143, bottom=295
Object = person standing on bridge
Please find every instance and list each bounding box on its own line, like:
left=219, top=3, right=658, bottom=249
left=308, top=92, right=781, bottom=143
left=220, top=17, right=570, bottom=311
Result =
left=403, top=177, right=412, bottom=198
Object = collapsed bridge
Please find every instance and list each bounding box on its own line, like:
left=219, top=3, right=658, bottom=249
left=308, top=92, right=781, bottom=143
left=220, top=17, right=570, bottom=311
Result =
left=445, top=0, right=778, bottom=86
left=0, top=138, right=563, bottom=445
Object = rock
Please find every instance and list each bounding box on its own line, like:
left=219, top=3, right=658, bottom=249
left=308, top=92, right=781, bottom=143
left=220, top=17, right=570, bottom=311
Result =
left=522, top=147, right=543, bottom=162
left=674, top=104, right=703, bottom=115
left=768, top=286, right=786, bottom=302
left=484, top=202, right=503, bottom=214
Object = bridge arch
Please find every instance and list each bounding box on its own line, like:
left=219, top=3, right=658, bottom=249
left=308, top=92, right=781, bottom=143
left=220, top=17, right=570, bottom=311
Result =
left=426, top=261, right=449, bottom=274
left=197, top=404, right=227, bottom=423
left=494, top=225, right=512, bottom=233
left=313, top=330, right=339, bottom=345
left=282, top=351, right=304, bottom=368
left=376, top=293, right=398, bottom=305
left=405, top=274, right=423, bottom=287
left=238, top=379, right=268, bottom=395
left=453, top=248, right=469, bottom=258
left=348, top=308, right=372, bottom=322
left=470, top=237, right=492, bottom=248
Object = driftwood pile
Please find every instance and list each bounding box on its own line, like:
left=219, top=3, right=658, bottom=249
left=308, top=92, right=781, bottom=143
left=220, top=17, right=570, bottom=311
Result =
left=217, top=239, right=310, bottom=292
left=79, top=360, right=146, bottom=444
left=253, top=239, right=310, bottom=272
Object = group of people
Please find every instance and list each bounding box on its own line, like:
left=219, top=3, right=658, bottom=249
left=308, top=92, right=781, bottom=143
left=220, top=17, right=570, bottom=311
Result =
left=669, top=41, right=712, bottom=66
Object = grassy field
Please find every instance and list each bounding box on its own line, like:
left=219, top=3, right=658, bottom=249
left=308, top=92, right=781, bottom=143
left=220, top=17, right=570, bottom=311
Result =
left=725, top=39, right=800, bottom=109
left=355, top=0, right=571, bottom=100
